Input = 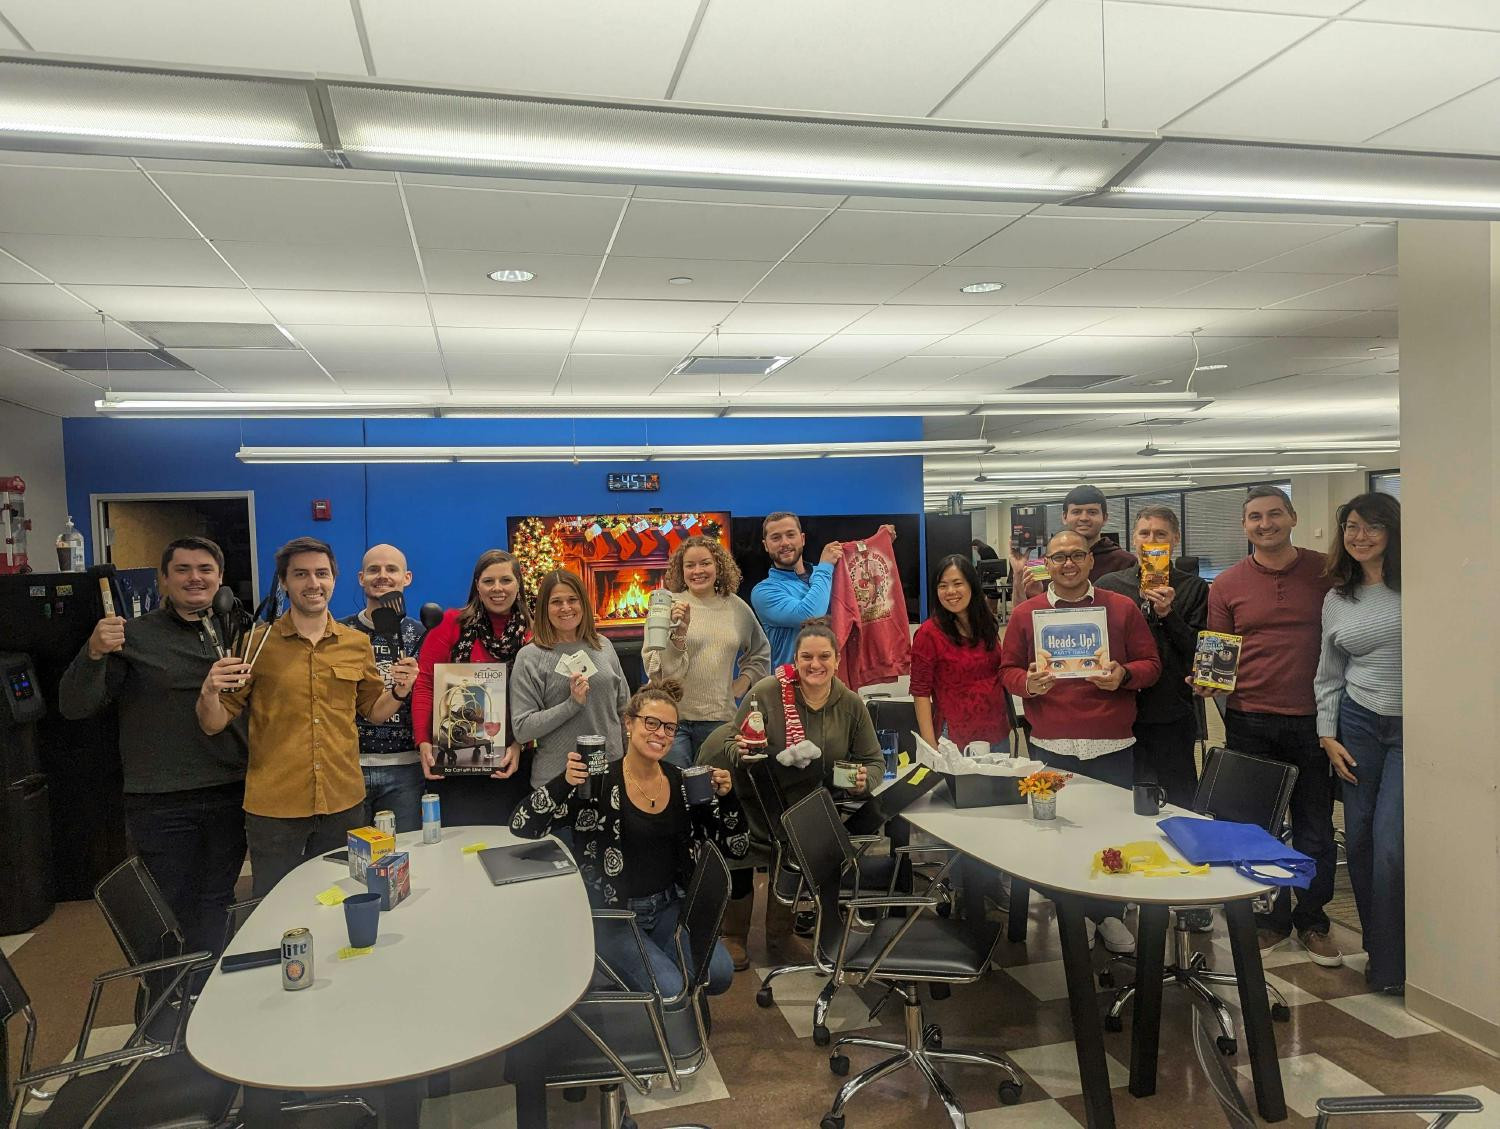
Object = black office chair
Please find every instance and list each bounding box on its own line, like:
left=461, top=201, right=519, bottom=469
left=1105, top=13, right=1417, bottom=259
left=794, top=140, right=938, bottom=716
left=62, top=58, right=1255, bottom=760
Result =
left=91, top=856, right=191, bottom=1049
left=781, top=790, right=1023, bottom=1129
left=529, top=843, right=731, bottom=1129
left=1103, top=746, right=1299, bottom=1054
left=0, top=943, right=233, bottom=1129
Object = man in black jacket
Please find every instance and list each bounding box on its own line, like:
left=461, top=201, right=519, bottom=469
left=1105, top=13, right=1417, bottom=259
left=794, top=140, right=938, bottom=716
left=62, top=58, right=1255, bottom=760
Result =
left=1096, top=504, right=1208, bottom=807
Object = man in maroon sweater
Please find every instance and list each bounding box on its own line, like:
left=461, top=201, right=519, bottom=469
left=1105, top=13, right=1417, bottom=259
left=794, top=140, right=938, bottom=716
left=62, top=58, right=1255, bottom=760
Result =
left=1011, top=485, right=1137, bottom=600
left=1002, top=530, right=1162, bottom=952
left=1201, top=486, right=1340, bottom=967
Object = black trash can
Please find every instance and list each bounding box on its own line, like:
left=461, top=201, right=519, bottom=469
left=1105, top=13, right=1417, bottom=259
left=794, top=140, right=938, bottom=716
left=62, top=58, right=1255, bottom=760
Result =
left=0, top=771, right=54, bottom=933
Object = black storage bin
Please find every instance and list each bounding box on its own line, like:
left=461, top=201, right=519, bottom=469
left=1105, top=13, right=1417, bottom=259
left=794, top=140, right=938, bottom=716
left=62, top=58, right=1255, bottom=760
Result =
left=939, top=772, right=1025, bottom=808
left=0, top=772, right=54, bottom=933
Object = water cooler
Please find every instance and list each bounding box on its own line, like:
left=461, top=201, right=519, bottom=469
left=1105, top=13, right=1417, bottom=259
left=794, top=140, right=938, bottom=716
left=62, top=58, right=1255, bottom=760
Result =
left=0, top=651, right=53, bottom=933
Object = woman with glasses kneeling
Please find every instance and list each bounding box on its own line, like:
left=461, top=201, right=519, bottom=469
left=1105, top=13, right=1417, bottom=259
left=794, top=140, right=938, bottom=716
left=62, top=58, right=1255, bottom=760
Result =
left=511, top=680, right=748, bottom=1000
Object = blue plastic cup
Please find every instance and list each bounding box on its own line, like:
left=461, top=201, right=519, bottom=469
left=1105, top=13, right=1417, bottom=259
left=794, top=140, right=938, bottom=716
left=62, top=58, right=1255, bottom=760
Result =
left=343, top=892, right=381, bottom=949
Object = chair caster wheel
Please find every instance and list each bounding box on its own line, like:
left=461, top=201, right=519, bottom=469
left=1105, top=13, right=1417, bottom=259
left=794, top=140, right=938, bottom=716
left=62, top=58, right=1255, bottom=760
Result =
left=1271, top=1003, right=1291, bottom=1022
left=756, top=986, right=774, bottom=1008
left=1216, top=1036, right=1237, bottom=1056
left=999, top=1080, right=1023, bottom=1105
left=936, top=902, right=952, bottom=918
left=923, top=1023, right=942, bottom=1050
left=1098, top=970, right=1116, bottom=988
left=621, top=1118, right=637, bottom=1129
left=562, top=1086, right=586, bottom=1102
left=829, top=1053, right=850, bottom=1076
left=821, top=1116, right=845, bottom=1129
left=813, top=1024, right=831, bottom=1047
left=1104, top=1013, right=1123, bottom=1033
left=929, top=983, right=951, bottom=1001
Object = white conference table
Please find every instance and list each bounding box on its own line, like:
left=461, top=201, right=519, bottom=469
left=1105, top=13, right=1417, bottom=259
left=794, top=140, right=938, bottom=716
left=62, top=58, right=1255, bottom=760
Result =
left=902, top=779, right=1287, bottom=1129
left=188, top=825, right=594, bottom=1127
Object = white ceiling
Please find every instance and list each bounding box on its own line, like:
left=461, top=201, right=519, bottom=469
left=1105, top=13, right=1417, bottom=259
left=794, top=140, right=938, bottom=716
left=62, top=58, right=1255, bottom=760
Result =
left=0, top=0, right=1413, bottom=491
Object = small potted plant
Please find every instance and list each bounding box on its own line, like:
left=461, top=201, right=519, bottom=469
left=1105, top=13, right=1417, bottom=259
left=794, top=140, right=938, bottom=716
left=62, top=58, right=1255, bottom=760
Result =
left=1018, top=769, right=1073, bottom=820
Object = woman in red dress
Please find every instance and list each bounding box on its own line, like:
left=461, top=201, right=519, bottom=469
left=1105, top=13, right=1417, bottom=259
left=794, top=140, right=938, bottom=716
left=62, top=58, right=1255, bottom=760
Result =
left=911, top=554, right=1009, bottom=751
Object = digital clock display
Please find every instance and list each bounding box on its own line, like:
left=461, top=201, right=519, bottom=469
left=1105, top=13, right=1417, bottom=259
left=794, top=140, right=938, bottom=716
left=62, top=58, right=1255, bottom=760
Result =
left=607, top=472, right=660, bottom=493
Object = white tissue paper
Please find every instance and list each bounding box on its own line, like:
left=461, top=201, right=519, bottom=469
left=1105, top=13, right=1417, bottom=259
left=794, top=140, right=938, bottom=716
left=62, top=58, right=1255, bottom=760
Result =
left=914, top=734, right=1042, bottom=777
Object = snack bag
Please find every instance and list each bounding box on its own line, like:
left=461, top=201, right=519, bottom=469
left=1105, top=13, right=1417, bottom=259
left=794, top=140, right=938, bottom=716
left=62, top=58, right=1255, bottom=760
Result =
left=1139, top=543, right=1171, bottom=591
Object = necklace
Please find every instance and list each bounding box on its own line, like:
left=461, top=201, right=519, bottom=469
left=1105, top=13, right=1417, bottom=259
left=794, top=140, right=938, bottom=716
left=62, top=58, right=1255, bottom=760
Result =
left=624, top=766, right=667, bottom=809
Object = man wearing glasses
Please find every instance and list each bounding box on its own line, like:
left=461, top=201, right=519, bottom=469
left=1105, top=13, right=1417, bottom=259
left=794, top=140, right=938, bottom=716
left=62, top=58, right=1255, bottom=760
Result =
left=1001, top=530, right=1161, bottom=953
left=1199, top=486, right=1341, bottom=968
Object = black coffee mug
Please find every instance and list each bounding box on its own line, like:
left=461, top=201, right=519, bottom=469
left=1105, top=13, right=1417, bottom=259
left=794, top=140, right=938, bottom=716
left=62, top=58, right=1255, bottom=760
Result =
left=1133, top=782, right=1168, bottom=816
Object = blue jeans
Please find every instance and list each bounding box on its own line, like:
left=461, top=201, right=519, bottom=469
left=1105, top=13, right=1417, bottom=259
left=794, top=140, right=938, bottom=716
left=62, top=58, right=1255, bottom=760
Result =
left=362, top=762, right=425, bottom=833
left=594, top=887, right=734, bottom=1001
left=1338, top=697, right=1404, bottom=988
left=666, top=720, right=724, bottom=770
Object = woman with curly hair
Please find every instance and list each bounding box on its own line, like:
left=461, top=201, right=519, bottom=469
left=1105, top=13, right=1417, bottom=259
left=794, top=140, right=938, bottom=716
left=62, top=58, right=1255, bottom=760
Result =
left=510, top=679, right=747, bottom=999
left=645, top=535, right=770, bottom=769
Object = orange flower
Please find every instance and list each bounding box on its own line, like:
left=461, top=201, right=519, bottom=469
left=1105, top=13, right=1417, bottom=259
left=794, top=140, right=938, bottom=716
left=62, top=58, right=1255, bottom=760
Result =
left=1018, top=769, right=1073, bottom=800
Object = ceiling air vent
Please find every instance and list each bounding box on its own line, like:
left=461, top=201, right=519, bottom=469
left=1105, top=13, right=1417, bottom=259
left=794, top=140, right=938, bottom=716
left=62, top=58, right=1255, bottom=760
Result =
left=671, top=355, right=791, bottom=376
left=1128, top=416, right=1197, bottom=427
left=1010, top=373, right=1132, bottom=391
left=28, top=348, right=191, bottom=371
left=127, top=322, right=296, bottom=349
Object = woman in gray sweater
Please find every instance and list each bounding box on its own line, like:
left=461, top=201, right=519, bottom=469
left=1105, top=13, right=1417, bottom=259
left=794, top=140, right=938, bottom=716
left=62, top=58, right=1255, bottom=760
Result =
left=511, top=570, right=630, bottom=789
left=1314, top=492, right=1403, bottom=994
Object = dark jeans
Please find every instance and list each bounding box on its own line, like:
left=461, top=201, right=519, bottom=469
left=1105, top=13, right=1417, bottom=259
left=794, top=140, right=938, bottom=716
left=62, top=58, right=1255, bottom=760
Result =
left=1132, top=718, right=1200, bottom=809
left=244, top=802, right=368, bottom=898
left=1224, top=709, right=1336, bottom=936
left=435, top=771, right=528, bottom=828
left=123, top=782, right=247, bottom=955
left=667, top=720, right=724, bottom=770
left=594, top=887, right=734, bottom=1001
left=1338, top=698, right=1404, bottom=988
left=362, top=762, right=424, bottom=833
left=1034, top=744, right=1133, bottom=920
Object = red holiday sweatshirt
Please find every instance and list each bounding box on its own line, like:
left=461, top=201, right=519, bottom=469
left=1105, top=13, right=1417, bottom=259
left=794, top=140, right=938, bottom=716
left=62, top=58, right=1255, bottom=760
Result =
left=999, top=586, right=1162, bottom=743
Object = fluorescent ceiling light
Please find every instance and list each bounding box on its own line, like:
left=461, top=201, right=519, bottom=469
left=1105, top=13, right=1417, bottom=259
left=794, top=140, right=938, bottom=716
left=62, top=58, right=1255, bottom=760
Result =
left=237, top=439, right=990, bottom=465
left=1154, top=442, right=1398, bottom=456
left=671, top=356, right=791, bottom=377
left=1193, top=364, right=1228, bottom=372
left=960, top=282, right=1005, bottom=294
left=487, top=269, right=535, bottom=283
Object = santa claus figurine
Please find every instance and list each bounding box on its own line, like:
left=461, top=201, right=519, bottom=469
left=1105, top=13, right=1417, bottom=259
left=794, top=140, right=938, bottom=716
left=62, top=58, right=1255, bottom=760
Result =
left=739, top=699, right=769, bottom=752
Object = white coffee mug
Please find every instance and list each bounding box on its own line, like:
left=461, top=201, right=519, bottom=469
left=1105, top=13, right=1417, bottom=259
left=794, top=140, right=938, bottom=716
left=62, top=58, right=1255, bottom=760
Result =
left=965, top=740, right=990, bottom=758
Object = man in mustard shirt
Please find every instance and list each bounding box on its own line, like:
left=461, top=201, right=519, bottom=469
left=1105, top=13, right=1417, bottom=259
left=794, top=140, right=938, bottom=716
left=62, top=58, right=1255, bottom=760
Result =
left=197, top=536, right=416, bottom=896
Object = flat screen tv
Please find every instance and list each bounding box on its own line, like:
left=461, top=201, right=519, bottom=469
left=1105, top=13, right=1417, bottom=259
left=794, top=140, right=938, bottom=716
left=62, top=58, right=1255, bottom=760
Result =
left=506, top=512, right=731, bottom=634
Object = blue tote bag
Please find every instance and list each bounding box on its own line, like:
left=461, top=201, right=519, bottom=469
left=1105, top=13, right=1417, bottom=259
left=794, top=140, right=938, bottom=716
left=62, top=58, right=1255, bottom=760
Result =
left=1157, top=816, right=1315, bottom=888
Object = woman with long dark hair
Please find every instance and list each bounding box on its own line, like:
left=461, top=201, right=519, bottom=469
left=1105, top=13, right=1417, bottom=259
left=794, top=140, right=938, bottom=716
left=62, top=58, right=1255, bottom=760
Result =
left=1315, top=491, right=1404, bottom=993
left=412, top=549, right=532, bottom=825
left=911, top=554, right=1008, bottom=750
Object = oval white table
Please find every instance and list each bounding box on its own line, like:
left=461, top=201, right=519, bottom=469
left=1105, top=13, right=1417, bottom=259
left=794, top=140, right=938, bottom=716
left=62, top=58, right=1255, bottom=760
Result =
left=901, top=779, right=1286, bottom=1129
left=187, top=826, right=594, bottom=1127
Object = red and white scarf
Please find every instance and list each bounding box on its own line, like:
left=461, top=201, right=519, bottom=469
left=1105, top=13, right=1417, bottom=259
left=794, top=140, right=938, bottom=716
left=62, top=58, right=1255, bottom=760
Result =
left=774, top=663, right=821, bottom=769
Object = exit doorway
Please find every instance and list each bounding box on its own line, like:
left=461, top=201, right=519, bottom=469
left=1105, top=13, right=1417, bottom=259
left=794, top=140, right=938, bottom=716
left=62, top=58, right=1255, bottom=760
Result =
left=90, top=492, right=257, bottom=609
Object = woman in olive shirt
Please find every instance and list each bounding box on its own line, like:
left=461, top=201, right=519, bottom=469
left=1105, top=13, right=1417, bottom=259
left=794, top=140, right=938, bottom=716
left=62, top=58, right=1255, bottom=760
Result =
left=699, top=619, right=883, bottom=967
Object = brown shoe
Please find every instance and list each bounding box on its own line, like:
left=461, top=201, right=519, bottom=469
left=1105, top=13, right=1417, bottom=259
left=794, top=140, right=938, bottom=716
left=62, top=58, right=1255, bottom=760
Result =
left=721, top=895, right=752, bottom=972
left=1257, top=927, right=1290, bottom=952
left=1298, top=928, right=1343, bottom=968
left=765, top=896, right=805, bottom=964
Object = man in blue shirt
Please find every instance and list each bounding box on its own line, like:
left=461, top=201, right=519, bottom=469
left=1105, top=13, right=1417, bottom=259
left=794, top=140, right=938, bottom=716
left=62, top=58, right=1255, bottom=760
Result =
left=750, top=511, right=844, bottom=669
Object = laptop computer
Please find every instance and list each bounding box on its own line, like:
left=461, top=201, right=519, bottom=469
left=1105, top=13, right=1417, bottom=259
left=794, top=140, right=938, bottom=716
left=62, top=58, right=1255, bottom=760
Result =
left=477, top=839, right=578, bottom=886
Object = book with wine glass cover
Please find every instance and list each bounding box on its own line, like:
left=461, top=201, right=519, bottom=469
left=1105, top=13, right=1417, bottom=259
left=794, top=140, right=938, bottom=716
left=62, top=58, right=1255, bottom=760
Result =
left=430, top=663, right=508, bottom=775
left=1191, top=631, right=1242, bottom=693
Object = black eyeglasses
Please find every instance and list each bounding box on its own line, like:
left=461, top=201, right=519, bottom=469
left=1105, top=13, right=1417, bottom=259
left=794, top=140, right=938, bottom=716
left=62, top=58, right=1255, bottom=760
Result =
left=628, top=714, right=680, bottom=737
left=1045, top=550, right=1092, bottom=565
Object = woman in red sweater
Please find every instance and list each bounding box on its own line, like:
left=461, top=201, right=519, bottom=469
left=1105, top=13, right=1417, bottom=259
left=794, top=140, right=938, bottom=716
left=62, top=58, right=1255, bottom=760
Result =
left=412, top=549, right=531, bottom=826
left=911, top=554, right=1009, bottom=751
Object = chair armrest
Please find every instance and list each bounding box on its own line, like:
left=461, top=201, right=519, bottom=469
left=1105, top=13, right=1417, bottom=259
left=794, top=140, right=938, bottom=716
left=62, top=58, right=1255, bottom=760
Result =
left=1314, top=1095, right=1483, bottom=1124
left=577, top=989, right=659, bottom=1006
left=590, top=909, right=638, bottom=922
left=848, top=835, right=883, bottom=847
left=588, top=909, right=661, bottom=998
left=77, top=950, right=215, bottom=1061
left=18, top=1043, right=166, bottom=1089
left=844, top=893, right=943, bottom=911
left=91, top=950, right=216, bottom=985
left=893, top=844, right=957, bottom=858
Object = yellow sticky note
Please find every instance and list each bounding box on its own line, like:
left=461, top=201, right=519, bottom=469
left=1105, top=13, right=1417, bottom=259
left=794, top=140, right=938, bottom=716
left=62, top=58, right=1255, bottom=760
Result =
left=315, top=886, right=349, bottom=906
left=337, top=945, right=374, bottom=960
left=907, top=766, right=929, bottom=785
left=461, top=842, right=489, bottom=855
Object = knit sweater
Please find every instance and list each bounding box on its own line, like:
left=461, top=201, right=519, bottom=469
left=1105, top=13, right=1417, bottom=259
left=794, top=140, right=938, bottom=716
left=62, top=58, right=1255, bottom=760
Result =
left=510, top=638, right=631, bottom=788
left=340, top=611, right=423, bottom=766
left=644, top=591, right=771, bottom=722
left=1314, top=583, right=1403, bottom=737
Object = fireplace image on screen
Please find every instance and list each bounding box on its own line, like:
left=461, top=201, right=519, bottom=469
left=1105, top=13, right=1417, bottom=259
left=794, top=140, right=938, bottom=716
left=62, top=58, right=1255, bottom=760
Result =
left=507, top=512, right=731, bottom=633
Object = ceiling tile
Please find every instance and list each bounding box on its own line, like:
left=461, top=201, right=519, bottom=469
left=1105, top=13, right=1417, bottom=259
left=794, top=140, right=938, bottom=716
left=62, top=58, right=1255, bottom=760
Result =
left=560, top=354, right=680, bottom=381
left=610, top=200, right=827, bottom=262
left=748, top=262, right=931, bottom=304
left=1270, top=274, right=1399, bottom=310
left=3, top=0, right=367, bottom=72
left=0, top=254, right=47, bottom=284
left=86, top=371, right=230, bottom=394
left=1346, top=0, right=1500, bottom=29
left=360, top=0, right=703, bottom=99
left=0, top=359, right=103, bottom=416
left=216, top=241, right=422, bottom=292
left=804, top=333, right=946, bottom=358
left=569, top=331, right=703, bottom=356
left=172, top=348, right=333, bottom=381
left=154, top=175, right=412, bottom=246
left=674, top=0, right=1036, bottom=116
left=962, top=306, right=1122, bottom=335
left=0, top=320, right=151, bottom=350
left=66, top=285, right=266, bottom=322
left=317, top=352, right=448, bottom=380
left=915, top=335, right=1054, bottom=357
left=631, top=185, right=843, bottom=208
left=421, top=250, right=602, bottom=297
left=720, top=304, right=873, bottom=334
left=579, top=300, right=734, bottom=332
left=0, top=152, right=137, bottom=171
left=257, top=290, right=434, bottom=326
left=1016, top=269, right=1222, bottom=307
left=844, top=306, right=993, bottom=334
left=788, top=211, right=1013, bottom=266
left=592, top=257, right=773, bottom=302
left=284, top=324, right=438, bottom=353
left=135, top=160, right=393, bottom=183
left=1106, top=221, right=1346, bottom=271
left=1368, top=78, right=1500, bottom=152
left=953, top=216, right=1189, bottom=269
left=1247, top=225, right=1396, bottom=275
left=1118, top=0, right=1348, bottom=13
left=0, top=167, right=196, bottom=238
left=1170, top=21, right=1500, bottom=142
left=747, top=357, right=885, bottom=389
left=652, top=373, right=768, bottom=397
left=436, top=327, right=577, bottom=354
left=707, top=332, right=829, bottom=355
left=1162, top=271, right=1350, bottom=308
left=402, top=173, right=631, bottom=197
left=444, top=354, right=563, bottom=382
left=334, top=372, right=450, bottom=391
left=1296, top=310, right=1396, bottom=338
left=1075, top=307, right=1228, bottom=336
left=0, top=284, right=96, bottom=320
left=895, top=266, right=1088, bottom=305
left=1, top=235, right=240, bottom=287
left=404, top=186, right=626, bottom=254
left=1170, top=308, right=1355, bottom=336
left=840, top=197, right=1037, bottom=216
left=429, top=295, right=586, bottom=330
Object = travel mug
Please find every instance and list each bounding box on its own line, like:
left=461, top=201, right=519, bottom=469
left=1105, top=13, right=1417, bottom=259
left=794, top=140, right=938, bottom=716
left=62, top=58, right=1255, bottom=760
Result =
left=577, top=735, right=609, bottom=802
left=682, top=765, right=715, bottom=805
left=643, top=589, right=676, bottom=652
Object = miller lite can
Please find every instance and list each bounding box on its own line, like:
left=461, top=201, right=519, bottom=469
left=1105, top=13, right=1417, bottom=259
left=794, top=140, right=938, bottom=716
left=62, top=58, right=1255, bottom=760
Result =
left=281, top=927, right=313, bottom=991
left=421, top=792, right=442, bottom=844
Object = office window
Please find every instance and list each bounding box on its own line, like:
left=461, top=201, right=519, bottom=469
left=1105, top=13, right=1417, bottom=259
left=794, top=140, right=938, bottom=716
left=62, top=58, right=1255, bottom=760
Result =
left=1125, top=492, right=1185, bottom=536
left=1038, top=496, right=1128, bottom=546
left=1183, top=481, right=1291, bottom=580
left=1371, top=471, right=1401, bottom=499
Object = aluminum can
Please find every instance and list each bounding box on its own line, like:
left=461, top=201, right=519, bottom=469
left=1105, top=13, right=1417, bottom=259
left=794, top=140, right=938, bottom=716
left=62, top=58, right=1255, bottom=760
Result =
left=281, top=927, right=313, bottom=991
left=373, top=810, right=396, bottom=836
left=421, top=792, right=442, bottom=844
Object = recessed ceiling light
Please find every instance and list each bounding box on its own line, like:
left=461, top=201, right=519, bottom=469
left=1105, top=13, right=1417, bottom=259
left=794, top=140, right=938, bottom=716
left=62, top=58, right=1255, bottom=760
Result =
left=960, top=281, right=1005, bottom=294
left=1193, top=364, right=1228, bottom=372
left=487, top=269, right=535, bottom=283
left=1145, top=378, right=1173, bottom=386
left=668, top=276, right=694, bottom=285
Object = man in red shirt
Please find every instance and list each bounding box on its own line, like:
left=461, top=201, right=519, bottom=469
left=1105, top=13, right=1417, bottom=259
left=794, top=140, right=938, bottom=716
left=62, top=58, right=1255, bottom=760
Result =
left=1202, top=486, right=1340, bottom=967
left=1010, top=485, right=1136, bottom=600
left=1001, top=530, right=1162, bottom=952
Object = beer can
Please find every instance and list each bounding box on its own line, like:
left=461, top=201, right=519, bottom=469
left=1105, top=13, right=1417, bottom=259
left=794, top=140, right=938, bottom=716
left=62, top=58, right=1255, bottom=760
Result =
left=373, top=810, right=396, bottom=836
left=281, top=927, right=313, bottom=991
left=421, top=792, right=442, bottom=844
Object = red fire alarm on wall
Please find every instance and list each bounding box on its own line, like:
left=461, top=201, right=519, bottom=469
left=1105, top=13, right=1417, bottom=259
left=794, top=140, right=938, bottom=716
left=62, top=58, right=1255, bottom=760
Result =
left=311, top=499, right=332, bottom=521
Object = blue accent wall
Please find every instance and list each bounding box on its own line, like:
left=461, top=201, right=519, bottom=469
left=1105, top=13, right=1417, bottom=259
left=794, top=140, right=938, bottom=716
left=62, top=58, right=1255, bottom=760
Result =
left=63, top=416, right=925, bottom=616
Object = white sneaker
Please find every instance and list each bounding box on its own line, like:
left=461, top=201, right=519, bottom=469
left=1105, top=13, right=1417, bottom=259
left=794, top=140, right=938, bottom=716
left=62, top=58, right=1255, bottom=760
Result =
left=1096, top=917, right=1137, bottom=955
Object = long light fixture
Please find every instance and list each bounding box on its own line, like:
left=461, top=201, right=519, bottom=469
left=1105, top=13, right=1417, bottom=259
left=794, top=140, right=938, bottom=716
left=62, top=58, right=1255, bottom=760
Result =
left=927, top=480, right=1203, bottom=502
left=1149, top=441, right=1398, bottom=456
left=923, top=462, right=1364, bottom=484
left=236, top=439, right=990, bottom=465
